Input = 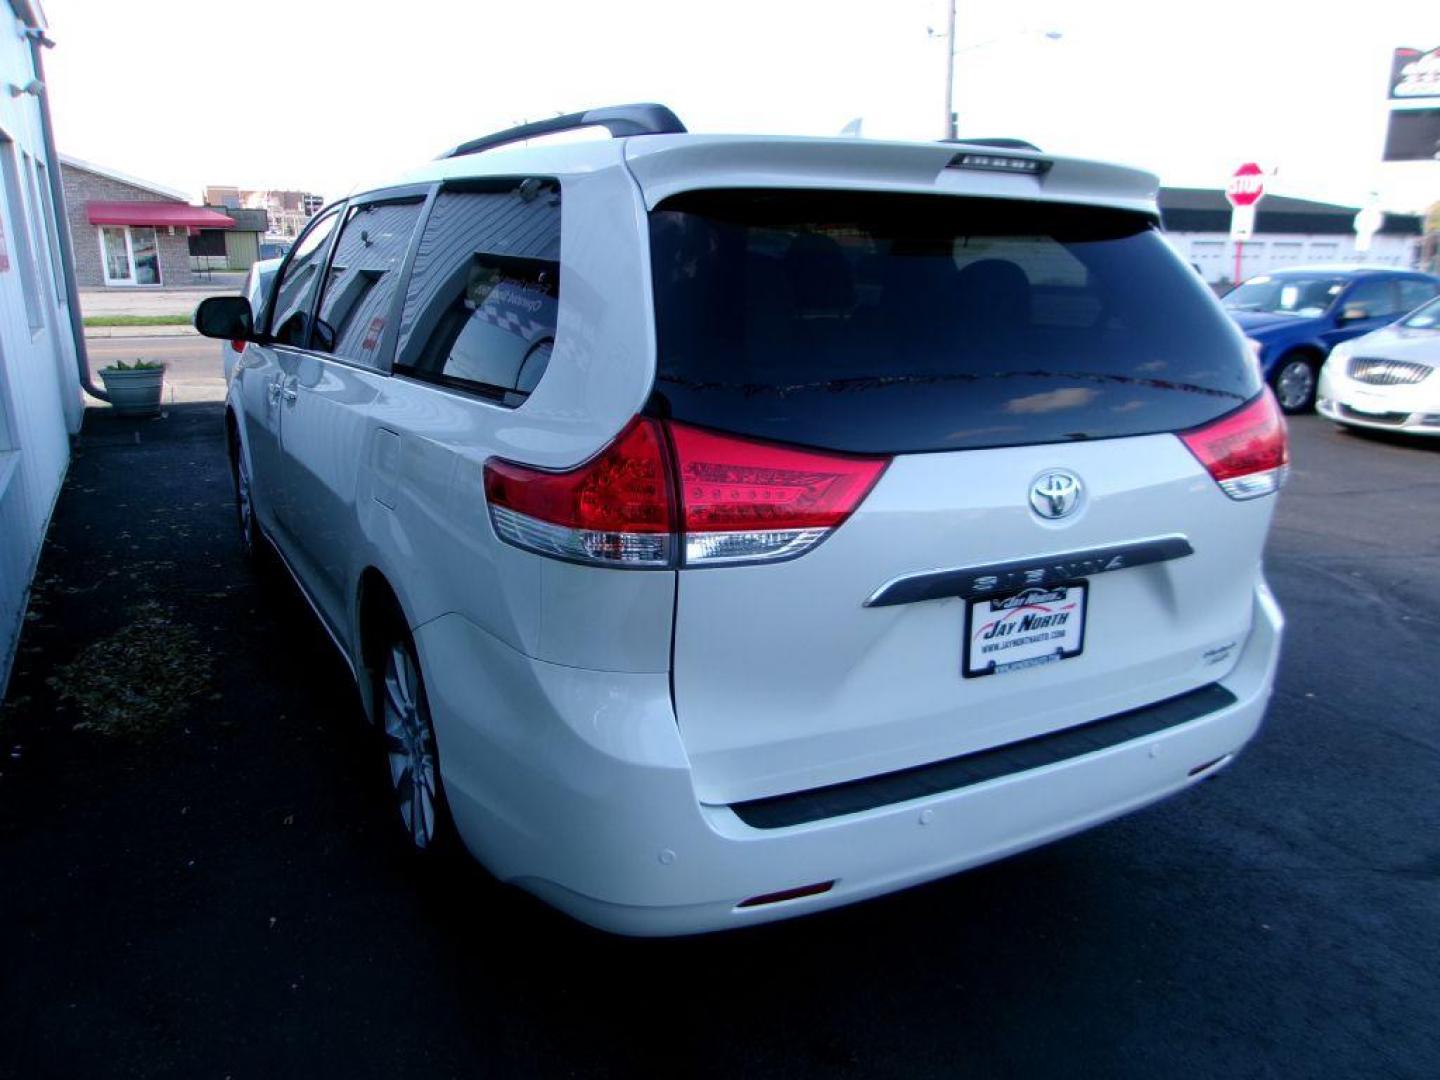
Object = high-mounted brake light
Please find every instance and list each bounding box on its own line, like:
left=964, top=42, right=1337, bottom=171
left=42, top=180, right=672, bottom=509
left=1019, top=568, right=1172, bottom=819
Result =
left=948, top=152, right=1051, bottom=175
left=1179, top=391, right=1289, bottom=500
left=483, top=420, right=889, bottom=568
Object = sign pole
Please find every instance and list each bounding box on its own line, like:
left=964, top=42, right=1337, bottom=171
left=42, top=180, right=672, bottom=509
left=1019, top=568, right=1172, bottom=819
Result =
left=1226, top=163, right=1266, bottom=286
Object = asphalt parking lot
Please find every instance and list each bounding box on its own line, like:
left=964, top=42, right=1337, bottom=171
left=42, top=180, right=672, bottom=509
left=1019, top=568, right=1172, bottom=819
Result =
left=1, top=404, right=1437, bottom=1079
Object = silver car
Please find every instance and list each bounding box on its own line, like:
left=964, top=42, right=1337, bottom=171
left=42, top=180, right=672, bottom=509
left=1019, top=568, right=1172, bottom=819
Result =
left=221, top=258, right=280, bottom=385
left=1319, top=295, right=1440, bottom=436
left=195, top=105, right=1287, bottom=936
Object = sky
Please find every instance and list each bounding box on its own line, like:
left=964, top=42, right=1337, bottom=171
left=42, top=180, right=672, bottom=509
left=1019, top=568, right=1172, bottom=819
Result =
left=40, top=0, right=1440, bottom=212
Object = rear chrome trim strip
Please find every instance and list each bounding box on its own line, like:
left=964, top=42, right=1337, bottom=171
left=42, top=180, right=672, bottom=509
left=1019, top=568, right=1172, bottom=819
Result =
left=863, top=534, right=1194, bottom=608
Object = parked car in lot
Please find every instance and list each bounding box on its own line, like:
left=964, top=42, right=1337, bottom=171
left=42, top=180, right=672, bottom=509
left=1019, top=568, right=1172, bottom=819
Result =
left=1222, top=265, right=1440, bottom=414
left=1318, top=293, right=1440, bottom=436
left=195, top=104, right=1287, bottom=936
left=221, top=258, right=280, bottom=384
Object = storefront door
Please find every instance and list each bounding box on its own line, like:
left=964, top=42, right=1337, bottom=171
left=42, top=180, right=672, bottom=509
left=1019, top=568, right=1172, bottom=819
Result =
left=99, top=224, right=161, bottom=286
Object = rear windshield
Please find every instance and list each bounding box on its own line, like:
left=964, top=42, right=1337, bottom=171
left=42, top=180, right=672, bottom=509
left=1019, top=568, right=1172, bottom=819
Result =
left=648, top=190, right=1260, bottom=454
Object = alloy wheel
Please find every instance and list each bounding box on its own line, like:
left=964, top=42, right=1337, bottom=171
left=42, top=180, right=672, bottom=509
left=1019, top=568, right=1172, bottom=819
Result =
left=381, top=643, right=439, bottom=850
left=1275, top=359, right=1316, bottom=413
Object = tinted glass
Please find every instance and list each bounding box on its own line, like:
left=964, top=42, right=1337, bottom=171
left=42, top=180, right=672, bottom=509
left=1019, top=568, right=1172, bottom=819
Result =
left=1224, top=274, right=1346, bottom=316
left=312, top=198, right=423, bottom=365
left=268, top=208, right=340, bottom=346
left=1400, top=296, right=1440, bottom=328
left=1343, top=278, right=1400, bottom=318
left=396, top=180, right=560, bottom=406
left=650, top=190, right=1260, bottom=455
left=1397, top=278, right=1439, bottom=313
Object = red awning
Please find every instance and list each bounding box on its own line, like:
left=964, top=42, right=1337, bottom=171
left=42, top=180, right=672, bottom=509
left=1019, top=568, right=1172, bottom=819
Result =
left=86, top=201, right=235, bottom=229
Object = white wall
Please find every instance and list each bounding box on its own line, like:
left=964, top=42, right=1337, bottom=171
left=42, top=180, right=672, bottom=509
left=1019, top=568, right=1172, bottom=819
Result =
left=1165, top=230, right=1418, bottom=285
left=0, top=4, right=83, bottom=696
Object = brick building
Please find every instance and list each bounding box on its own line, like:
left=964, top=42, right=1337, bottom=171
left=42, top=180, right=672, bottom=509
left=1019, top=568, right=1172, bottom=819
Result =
left=60, top=155, right=234, bottom=287
left=188, top=206, right=267, bottom=272
left=202, top=185, right=325, bottom=240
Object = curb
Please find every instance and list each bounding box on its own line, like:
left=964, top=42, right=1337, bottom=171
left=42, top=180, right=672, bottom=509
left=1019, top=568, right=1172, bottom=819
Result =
left=84, top=325, right=199, bottom=339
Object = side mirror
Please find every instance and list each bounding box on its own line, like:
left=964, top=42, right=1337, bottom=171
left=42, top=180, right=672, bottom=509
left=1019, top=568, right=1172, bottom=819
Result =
left=1337, top=305, right=1369, bottom=324
left=194, top=295, right=254, bottom=341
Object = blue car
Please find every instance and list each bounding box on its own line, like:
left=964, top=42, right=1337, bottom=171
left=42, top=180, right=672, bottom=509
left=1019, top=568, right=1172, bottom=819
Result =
left=1222, top=266, right=1440, bottom=413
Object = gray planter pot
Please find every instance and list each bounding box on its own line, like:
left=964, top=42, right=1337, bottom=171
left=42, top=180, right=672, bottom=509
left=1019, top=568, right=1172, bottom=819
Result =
left=99, top=366, right=165, bottom=417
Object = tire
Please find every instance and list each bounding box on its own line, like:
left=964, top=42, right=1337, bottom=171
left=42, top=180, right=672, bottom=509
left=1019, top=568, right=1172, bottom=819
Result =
left=374, top=623, right=453, bottom=853
left=229, top=426, right=262, bottom=560
left=1271, top=354, right=1318, bottom=414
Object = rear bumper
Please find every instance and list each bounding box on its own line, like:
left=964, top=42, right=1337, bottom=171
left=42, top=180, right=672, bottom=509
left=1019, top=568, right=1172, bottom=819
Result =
left=416, top=581, right=1283, bottom=936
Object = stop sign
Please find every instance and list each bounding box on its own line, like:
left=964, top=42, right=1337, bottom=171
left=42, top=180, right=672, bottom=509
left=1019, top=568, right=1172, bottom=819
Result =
left=1227, top=163, right=1266, bottom=208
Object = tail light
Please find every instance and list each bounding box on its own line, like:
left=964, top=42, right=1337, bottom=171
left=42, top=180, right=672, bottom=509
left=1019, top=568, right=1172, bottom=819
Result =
left=669, top=423, right=888, bottom=565
left=1179, top=391, right=1289, bottom=500
left=484, top=419, right=888, bottom=568
left=483, top=418, right=675, bottom=567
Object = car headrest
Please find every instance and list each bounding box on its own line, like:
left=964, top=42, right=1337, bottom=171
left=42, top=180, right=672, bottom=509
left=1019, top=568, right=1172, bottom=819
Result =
left=784, top=232, right=856, bottom=315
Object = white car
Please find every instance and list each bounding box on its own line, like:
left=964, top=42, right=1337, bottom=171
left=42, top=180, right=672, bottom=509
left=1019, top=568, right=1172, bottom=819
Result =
left=221, top=258, right=280, bottom=384
left=194, top=104, right=1286, bottom=936
left=1318, top=295, right=1440, bottom=436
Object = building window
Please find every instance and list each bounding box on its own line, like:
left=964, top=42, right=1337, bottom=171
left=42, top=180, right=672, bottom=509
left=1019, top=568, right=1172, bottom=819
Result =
left=0, top=136, right=45, bottom=331
left=1271, top=241, right=1303, bottom=267
left=31, top=161, right=64, bottom=305
left=98, top=225, right=162, bottom=287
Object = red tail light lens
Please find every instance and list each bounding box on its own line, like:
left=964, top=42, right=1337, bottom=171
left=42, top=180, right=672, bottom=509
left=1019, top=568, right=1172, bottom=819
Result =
left=669, top=422, right=888, bottom=565
left=484, top=419, right=889, bottom=567
left=483, top=418, right=675, bottom=566
left=1179, top=391, right=1289, bottom=500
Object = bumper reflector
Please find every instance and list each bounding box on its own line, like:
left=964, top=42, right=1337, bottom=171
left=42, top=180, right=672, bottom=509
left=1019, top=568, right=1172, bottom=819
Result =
left=1188, top=756, right=1228, bottom=777
left=737, top=880, right=835, bottom=908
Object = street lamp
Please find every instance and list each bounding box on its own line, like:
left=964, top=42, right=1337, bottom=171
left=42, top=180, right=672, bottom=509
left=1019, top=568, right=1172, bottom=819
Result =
left=933, top=4, right=1062, bottom=140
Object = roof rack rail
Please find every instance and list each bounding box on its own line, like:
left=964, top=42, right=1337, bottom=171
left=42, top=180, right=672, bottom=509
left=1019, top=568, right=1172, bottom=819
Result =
left=943, top=137, right=1043, bottom=152
left=439, top=103, right=686, bottom=160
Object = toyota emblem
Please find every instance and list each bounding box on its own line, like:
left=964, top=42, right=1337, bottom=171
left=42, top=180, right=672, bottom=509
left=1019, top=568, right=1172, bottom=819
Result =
left=1030, top=471, right=1082, bottom=520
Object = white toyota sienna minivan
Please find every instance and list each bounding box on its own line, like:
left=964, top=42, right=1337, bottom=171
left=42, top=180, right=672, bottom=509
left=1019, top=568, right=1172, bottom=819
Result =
left=195, top=104, right=1287, bottom=936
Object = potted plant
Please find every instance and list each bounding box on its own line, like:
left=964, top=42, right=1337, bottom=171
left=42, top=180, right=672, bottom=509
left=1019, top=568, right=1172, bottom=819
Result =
left=98, top=358, right=166, bottom=417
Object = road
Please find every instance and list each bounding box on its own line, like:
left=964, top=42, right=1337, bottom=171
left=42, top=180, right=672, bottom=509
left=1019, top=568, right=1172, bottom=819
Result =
left=87, top=334, right=225, bottom=403
left=0, top=408, right=1437, bottom=1078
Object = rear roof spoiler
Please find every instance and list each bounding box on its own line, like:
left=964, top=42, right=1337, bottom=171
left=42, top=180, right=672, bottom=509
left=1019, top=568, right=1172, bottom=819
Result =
left=943, top=138, right=1043, bottom=152
left=438, top=103, right=686, bottom=160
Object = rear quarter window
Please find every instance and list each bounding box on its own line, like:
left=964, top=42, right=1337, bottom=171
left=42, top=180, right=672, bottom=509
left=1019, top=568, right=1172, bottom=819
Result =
left=395, top=179, right=561, bottom=406
left=649, top=190, right=1261, bottom=454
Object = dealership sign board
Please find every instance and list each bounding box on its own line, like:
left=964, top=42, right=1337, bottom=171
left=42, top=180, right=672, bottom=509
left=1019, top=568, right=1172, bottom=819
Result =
left=1384, top=47, right=1440, bottom=161
left=1390, top=46, right=1440, bottom=100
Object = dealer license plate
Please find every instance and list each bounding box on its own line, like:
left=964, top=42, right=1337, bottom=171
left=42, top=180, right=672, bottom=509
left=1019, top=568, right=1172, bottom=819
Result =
left=964, top=583, right=1087, bottom=678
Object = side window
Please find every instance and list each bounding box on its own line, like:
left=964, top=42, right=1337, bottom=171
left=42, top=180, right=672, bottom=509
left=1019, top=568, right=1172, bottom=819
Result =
left=311, top=197, right=423, bottom=366
left=267, top=207, right=341, bottom=346
left=1343, top=278, right=1399, bottom=319
left=1398, top=278, right=1438, bottom=313
left=395, top=178, right=561, bottom=406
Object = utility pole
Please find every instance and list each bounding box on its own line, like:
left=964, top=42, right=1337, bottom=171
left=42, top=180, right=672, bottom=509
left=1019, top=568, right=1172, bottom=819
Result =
left=942, top=0, right=957, bottom=140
